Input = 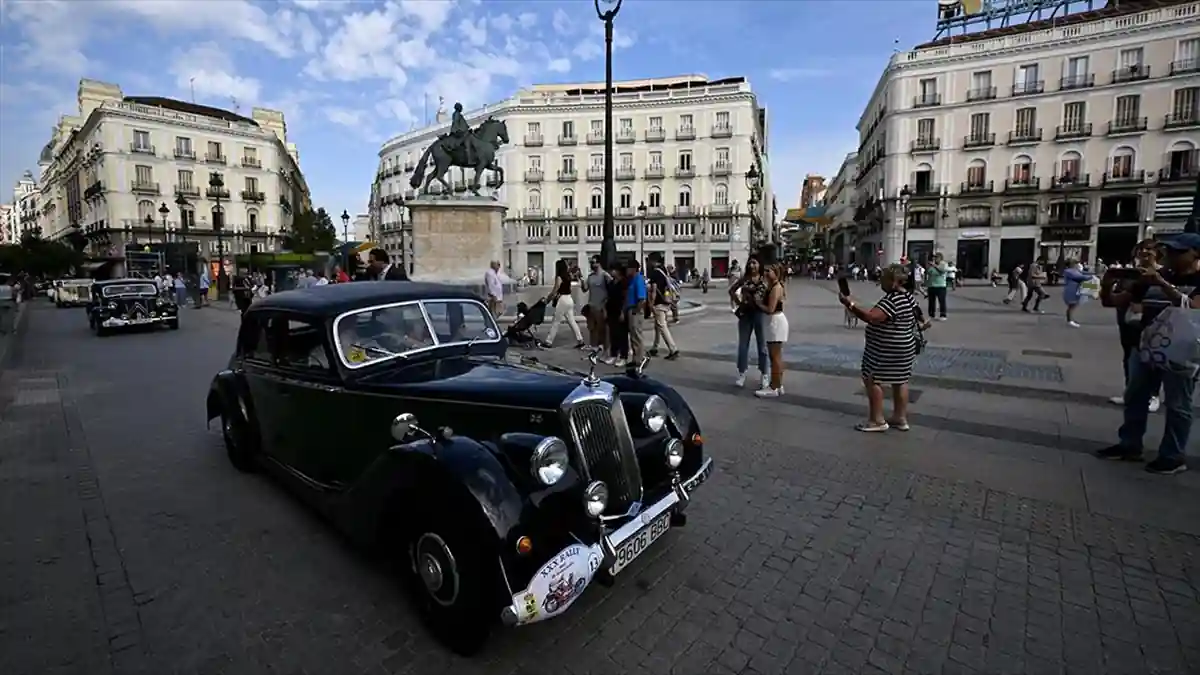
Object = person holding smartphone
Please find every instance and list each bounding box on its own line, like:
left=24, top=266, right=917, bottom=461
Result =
left=1101, top=241, right=1161, bottom=411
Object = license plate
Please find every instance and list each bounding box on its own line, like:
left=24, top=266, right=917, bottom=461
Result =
left=610, top=511, right=671, bottom=575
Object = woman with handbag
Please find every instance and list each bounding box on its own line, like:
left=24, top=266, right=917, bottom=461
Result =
left=727, top=256, right=769, bottom=390
left=839, top=263, right=930, bottom=432
left=755, top=264, right=789, bottom=398
left=541, top=259, right=585, bottom=349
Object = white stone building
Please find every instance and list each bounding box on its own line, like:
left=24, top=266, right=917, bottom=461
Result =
left=853, top=0, right=1199, bottom=276
left=823, top=153, right=860, bottom=264
left=33, top=79, right=309, bottom=270
left=373, top=75, right=773, bottom=278
left=12, top=171, right=40, bottom=243
left=0, top=204, right=13, bottom=245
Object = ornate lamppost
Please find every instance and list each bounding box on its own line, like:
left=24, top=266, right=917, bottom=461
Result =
left=143, top=214, right=154, bottom=247
left=898, top=184, right=912, bottom=262
left=745, top=164, right=761, bottom=248
left=637, top=200, right=647, bottom=266
left=208, top=172, right=228, bottom=299
left=175, top=193, right=191, bottom=273
left=595, top=0, right=624, bottom=270
left=341, top=209, right=351, bottom=272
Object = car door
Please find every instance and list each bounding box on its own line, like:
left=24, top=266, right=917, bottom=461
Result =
left=268, top=316, right=346, bottom=486
left=238, top=312, right=294, bottom=463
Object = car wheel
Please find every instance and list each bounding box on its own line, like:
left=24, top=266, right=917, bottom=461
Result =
left=403, top=494, right=499, bottom=656
left=167, top=318, right=180, bottom=330
left=221, top=408, right=258, bottom=472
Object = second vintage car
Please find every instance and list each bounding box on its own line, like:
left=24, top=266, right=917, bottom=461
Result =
left=53, top=278, right=93, bottom=307
left=87, top=278, right=179, bottom=335
left=205, top=282, right=713, bottom=654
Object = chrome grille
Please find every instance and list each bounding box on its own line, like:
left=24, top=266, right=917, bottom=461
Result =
left=568, top=400, right=642, bottom=511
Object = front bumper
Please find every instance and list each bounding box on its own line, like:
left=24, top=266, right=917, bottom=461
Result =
left=101, top=314, right=175, bottom=327
left=499, top=456, right=714, bottom=627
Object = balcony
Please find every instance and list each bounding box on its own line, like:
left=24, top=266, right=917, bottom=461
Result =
left=176, top=184, right=200, bottom=198
left=960, top=180, right=994, bottom=195
left=1007, top=128, right=1043, bottom=145
left=616, top=129, right=635, bottom=144
left=205, top=187, right=231, bottom=199
left=242, top=157, right=262, bottom=169
left=963, top=132, right=996, bottom=148
left=131, top=143, right=156, bottom=155
left=1159, top=166, right=1200, bottom=184
left=644, top=165, right=665, bottom=179
left=966, top=86, right=996, bottom=102
left=675, top=166, right=696, bottom=179
left=586, top=168, right=606, bottom=181
left=906, top=213, right=938, bottom=229
left=1055, top=123, right=1092, bottom=140
left=645, top=128, right=666, bottom=142
left=616, top=207, right=634, bottom=218
left=710, top=203, right=733, bottom=216
left=1051, top=174, right=1090, bottom=189
left=645, top=206, right=665, bottom=218
left=174, top=148, right=195, bottom=160
left=712, top=162, right=732, bottom=176
left=711, top=124, right=733, bottom=138
left=1106, top=117, right=1148, bottom=135
left=1003, top=177, right=1040, bottom=192
left=1059, top=73, right=1095, bottom=90
left=910, top=138, right=941, bottom=153
left=616, top=168, right=636, bottom=181
left=1164, top=112, right=1200, bottom=130
left=1011, top=80, right=1045, bottom=97
left=557, top=170, right=578, bottom=182
left=557, top=208, right=577, bottom=219
left=131, top=181, right=160, bottom=194
left=674, top=206, right=694, bottom=217
left=524, top=169, right=544, bottom=183
left=205, top=153, right=226, bottom=164
left=1102, top=170, right=1145, bottom=186
left=586, top=132, right=605, bottom=145
left=524, top=134, right=544, bottom=147
left=587, top=208, right=604, bottom=218
left=913, top=93, right=941, bottom=108
left=241, top=190, right=265, bottom=202
left=523, top=208, right=545, bottom=219
left=675, top=126, right=696, bottom=141
left=557, top=134, right=577, bottom=146
left=84, top=181, right=104, bottom=199
left=1170, top=59, right=1200, bottom=76
left=1112, top=65, right=1151, bottom=84
left=911, top=183, right=944, bottom=198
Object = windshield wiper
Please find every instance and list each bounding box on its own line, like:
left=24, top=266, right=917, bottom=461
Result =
left=351, top=343, right=399, bottom=358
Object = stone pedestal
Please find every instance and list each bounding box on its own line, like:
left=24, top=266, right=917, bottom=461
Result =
left=407, top=197, right=507, bottom=286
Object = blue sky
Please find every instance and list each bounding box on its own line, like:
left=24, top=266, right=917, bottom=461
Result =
left=0, top=0, right=935, bottom=218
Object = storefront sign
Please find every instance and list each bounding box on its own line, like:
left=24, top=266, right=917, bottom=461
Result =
left=958, top=230, right=989, bottom=239
left=1041, top=225, right=1090, bottom=241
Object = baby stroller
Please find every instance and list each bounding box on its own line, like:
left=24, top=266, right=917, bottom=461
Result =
left=505, top=299, right=548, bottom=349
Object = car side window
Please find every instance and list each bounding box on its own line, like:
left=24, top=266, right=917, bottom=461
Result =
left=238, top=315, right=273, bottom=363
left=422, top=301, right=498, bottom=343
left=274, top=318, right=333, bottom=372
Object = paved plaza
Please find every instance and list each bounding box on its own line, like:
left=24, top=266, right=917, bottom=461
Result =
left=2, top=295, right=1200, bottom=675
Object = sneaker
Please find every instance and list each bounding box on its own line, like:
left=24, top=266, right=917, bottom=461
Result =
left=1149, top=396, right=1161, bottom=413
left=575, top=341, right=587, bottom=349
left=1068, top=321, right=1081, bottom=328
left=937, top=316, right=947, bottom=321
left=1094, top=445, right=1143, bottom=461
left=1109, top=395, right=1125, bottom=405
left=648, top=348, right=660, bottom=357
left=1021, top=308, right=1031, bottom=313
left=754, top=388, right=781, bottom=398
left=613, top=358, right=627, bottom=367
left=602, top=357, right=616, bottom=365
left=664, top=351, right=680, bottom=360
left=760, top=374, right=770, bottom=390
left=735, top=372, right=746, bottom=387
left=1145, top=457, right=1188, bottom=475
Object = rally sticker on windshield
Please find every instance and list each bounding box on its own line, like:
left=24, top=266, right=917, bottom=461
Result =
left=346, top=347, right=367, bottom=363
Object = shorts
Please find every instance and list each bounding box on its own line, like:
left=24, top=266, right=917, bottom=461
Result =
left=764, top=312, right=789, bottom=343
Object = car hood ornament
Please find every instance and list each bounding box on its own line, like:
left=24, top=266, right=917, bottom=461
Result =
left=583, top=347, right=602, bottom=386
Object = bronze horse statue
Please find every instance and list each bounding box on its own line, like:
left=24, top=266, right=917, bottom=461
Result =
left=410, top=117, right=509, bottom=196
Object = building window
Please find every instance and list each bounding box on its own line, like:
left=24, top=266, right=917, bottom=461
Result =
left=1059, top=153, right=1082, bottom=180
left=1119, top=47, right=1144, bottom=68
left=178, top=170, right=193, bottom=188
left=244, top=147, right=257, bottom=161
left=135, top=165, right=153, bottom=183
left=715, top=111, right=730, bottom=127
left=1015, top=108, right=1036, bottom=135
left=528, top=191, right=541, bottom=209
left=678, top=151, right=692, bottom=171
left=679, top=114, right=693, bottom=130
left=678, top=186, right=691, bottom=207
left=619, top=118, right=632, bottom=131
left=1017, top=63, right=1039, bottom=84
left=137, top=200, right=155, bottom=220
left=245, top=177, right=259, bottom=191
left=715, top=147, right=730, bottom=164
left=1115, top=94, right=1141, bottom=123
left=916, top=118, right=935, bottom=141
left=1066, top=56, right=1089, bottom=78
left=562, top=156, right=575, bottom=173
left=562, top=191, right=574, bottom=209
left=590, top=120, right=602, bottom=134
left=1110, top=148, right=1135, bottom=178
left=591, top=190, right=603, bottom=209
left=590, top=153, right=603, bottom=169
left=1012, top=156, right=1033, bottom=183
left=529, top=155, right=542, bottom=169
left=918, top=78, right=937, bottom=97
left=1063, top=102, right=1086, bottom=130
left=527, top=122, right=540, bottom=135
left=248, top=211, right=258, bottom=232
left=715, top=184, right=728, bottom=205
left=133, top=130, right=152, bottom=151
left=966, top=162, right=987, bottom=187
left=648, top=116, right=662, bottom=130
left=207, top=141, right=222, bottom=159
left=561, top=121, right=574, bottom=137
left=619, top=152, right=633, bottom=169
left=175, top=137, right=192, bottom=155
left=648, top=187, right=661, bottom=208
left=619, top=189, right=632, bottom=209
left=969, top=112, right=990, bottom=136
left=1172, top=88, right=1198, bottom=119
left=649, top=151, right=662, bottom=169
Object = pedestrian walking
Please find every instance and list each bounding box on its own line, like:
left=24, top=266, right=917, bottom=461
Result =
left=728, top=256, right=769, bottom=390
left=1061, top=259, right=1094, bottom=328
left=542, top=259, right=585, bottom=349
left=625, top=259, right=648, bottom=365
left=1095, top=232, right=1200, bottom=475
left=584, top=257, right=610, bottom=349
left=646, top=255, right=680, bottom=360
left=1003, top=264, right=1025, bottom=304
left=484, top=260, right=505, bottom=319
left=1021, top=258, right=1049, bottom=313
left=196, top=269, right=210, bottom=308
left=839, top=263, right=929, bottom=432
left=1103, top=240, right=1161, bottom=412
left=925, top=253, right=948, bottom=320
left=755, top=263, right=789, bottom=398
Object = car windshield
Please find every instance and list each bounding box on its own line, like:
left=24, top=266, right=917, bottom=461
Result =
left=333, top=299, right=500, bottom=368
left=101, top=284, right=157, bottom=298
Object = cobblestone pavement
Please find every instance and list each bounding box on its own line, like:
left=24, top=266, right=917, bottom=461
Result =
left=2, top=302, right=1199, bottom=675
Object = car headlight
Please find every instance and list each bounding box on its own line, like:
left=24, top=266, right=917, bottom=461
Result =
left=156, top=298, right=164, bottom=307
left=641, top=395, right=668, bottom=433
left=665, top=438, right=684, bottom=469
left=107, top=302, right=117, bottom=311
left=531, top=436, right=570, bottom=486
left=584, top=481, right=608, bottom=517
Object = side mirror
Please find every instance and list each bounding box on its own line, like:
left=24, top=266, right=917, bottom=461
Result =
left=390, top=412, right=422, bottom=441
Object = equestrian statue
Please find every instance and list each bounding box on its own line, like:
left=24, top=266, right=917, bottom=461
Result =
left=410, top=102, right=509, bottom=197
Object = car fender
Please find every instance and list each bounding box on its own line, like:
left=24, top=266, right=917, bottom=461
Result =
left=206, top=370, right=243, bottom=428
left=603, top=373, right=700, bottom=437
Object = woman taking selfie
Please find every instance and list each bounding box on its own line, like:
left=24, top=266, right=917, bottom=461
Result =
left=727, top=256, right=769, bottom=389
left=839, top=263, right=929, bottom=432
left=755, top=264, right=789, bottom=398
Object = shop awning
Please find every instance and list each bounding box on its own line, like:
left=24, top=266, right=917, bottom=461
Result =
left=782, top=206, right=832, bottom=227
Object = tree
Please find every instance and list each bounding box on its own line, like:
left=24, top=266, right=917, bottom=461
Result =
left=0, top=230, right=84, bottom=277
left=280, top=207, right=337, bottom=254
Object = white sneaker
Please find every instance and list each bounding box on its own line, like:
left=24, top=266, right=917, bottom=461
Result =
left=1068, top=321, right=1081, bottom=328
left=1109, top=395, right=1125, bottom=405
left=613, top=358, right=627, bottom=367
left=735, top=372, right=746, bottom=387
left=1149, top=396, right=1161, bottom=413
left=760, top=374, right=770, bottom=390
left=602, top=357, right=616, bottom=365
left=755, top=387, right=781, bottom=398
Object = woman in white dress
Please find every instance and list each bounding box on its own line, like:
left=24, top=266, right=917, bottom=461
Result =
left=755, top=264, right=789, bottom=398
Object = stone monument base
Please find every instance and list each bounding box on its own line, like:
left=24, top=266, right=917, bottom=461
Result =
left=406, top=196, right=507, bottom=287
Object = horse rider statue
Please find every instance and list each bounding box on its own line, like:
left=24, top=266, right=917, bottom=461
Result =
left=450, top=102, right=474, bottom=167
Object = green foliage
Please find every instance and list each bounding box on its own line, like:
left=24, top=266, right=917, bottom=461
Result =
left=0, top=230, right=85, bottom=277
left=279, top=207, right=337, bottom=254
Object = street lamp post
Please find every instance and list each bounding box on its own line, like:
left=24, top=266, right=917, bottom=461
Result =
left=143, top=214, right=154, bottom=248
left=175, top=193, right=190, bottom=274
left=595, top=0, right=624, bottom=270
left=637, top=201, right=647, bottom=266
left=209, top=172, right=227, bottom=300
left=746, top=164, right=761, bottom=253
left=898, top=184, right=912, bottom=262
left=341, top=209, right=351, bottom=273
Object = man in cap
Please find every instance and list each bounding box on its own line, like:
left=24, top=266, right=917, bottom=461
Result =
left=1096, top=232, right=1200, bottom=475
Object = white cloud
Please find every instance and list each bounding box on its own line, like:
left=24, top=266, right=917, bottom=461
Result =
left=459, top=17, right=488, bottom=47
left=768, top=68, right=834, bottom=82
left=107, top=0, right=298, bottom=59
left=397, top=0, right=456, bottom=34
left=518, top=12, right=538, bottom=29
left=169, top=43, right=262, bottom=105
left=552, top=8, right=572, bottom=36
left=572, top=22, right=636, bottom=61
left=303, top=5, right=409, bottom=85
left=491, top=13, right=515, bottom=33
left=547, top=58, right=571, bottom=74
left=5, top=0, right=90, bottom=74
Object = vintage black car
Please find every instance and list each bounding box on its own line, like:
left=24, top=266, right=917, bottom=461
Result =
left=205, top=282, right=713, bottom=654
left=87, top=278, right=179, bottom=335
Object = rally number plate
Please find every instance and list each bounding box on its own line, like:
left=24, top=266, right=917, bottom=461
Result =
left=610, top=511, right=671, bottom=576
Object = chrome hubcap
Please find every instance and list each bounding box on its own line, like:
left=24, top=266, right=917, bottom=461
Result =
left=413, top=532, right=458, bottom=607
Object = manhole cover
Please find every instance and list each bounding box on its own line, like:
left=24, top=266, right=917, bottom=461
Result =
left=1021, top=349, right=1072, bottom=359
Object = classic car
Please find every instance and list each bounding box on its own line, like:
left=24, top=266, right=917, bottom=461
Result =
left=87, top=278, right=179, bottom=335
left=53, top=278, right=93, bottom=307
left=205, top=282, right=713, bottom=654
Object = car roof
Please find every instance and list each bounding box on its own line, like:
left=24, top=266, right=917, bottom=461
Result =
left=247, top=281, right=486, bottom=318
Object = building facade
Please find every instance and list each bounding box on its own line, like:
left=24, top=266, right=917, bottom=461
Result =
left=853, top=0, right=1199, bottom=276
left=12, top=171, right=40, bottom=243
left=33, top=79, right=309, bottom=270
left=799, top=174, right=828, bottom=209
left=824, top=153, right=860, bottom=264
left=373, top=75, right=773, bottom=277
left=0, top=204, right=12, bottom=244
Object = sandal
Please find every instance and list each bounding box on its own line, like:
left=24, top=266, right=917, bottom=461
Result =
left=888, top=419, right=911, bottom=431
left=855, top=421, right=890, bottom=433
